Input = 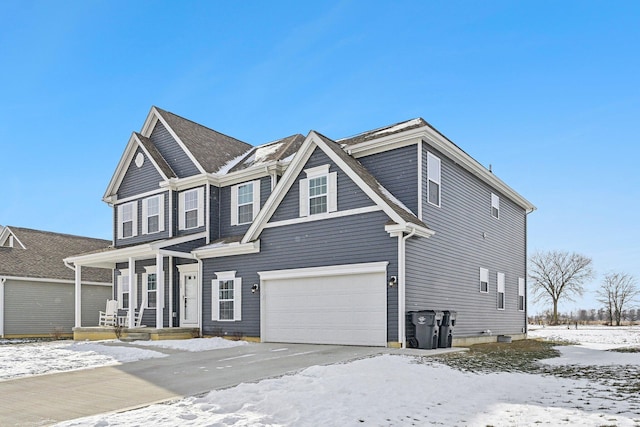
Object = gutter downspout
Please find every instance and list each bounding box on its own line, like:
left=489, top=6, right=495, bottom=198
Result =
left=0, top=277, right=6, bottom=337
left=399, top=226, right=417, bottom=349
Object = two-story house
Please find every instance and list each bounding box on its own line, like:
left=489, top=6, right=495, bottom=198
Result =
left=66, top=106, right=535, bottom=347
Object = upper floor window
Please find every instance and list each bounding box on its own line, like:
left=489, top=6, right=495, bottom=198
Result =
left=117, top=202, right=137, bottom=239
left=231, top=180, right=261, bottom=226
left=299, top=165, right=337, bottom=217
left=427, top=152, right=441, bottom=207
left=179, top=187, right=204, bottom=230
left=142, top=194, right=165, bottom=234
left=497, top=272, right=505, bottom=310
left=518, top=278, right=525, bottom=311
left=491, top=193, right=500, bottom=219
left=479, top=267, right=489, bottom=293
left=212, top=271, right=242, bottom=321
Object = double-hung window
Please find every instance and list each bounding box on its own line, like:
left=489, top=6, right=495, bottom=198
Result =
left=212, top=271, right=242, bottom=321
left=299, top=165, right=337, bottom=217
left=143, top=266, right=157, bottom=309
left=142, top=194, right=164, bottom=234
left=231, top=180, right=261, bottom=226
left=497, top=272, right=505, bottom=310
left=179, top=187, right=204, bottom=230
left=491, top=193, right=500, bottom=219
left=479, top=268, right=489, bottom=293
left=427, top=152, right=441, bottom=207
left=117, top=269, right=130, bottom=310
left=118, top=202, right=137, bottom=239
left=518, top=278, right=525, bottom=311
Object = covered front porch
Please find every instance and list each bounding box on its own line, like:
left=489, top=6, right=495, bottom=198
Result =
left=64, top=235, right=204, bottom=341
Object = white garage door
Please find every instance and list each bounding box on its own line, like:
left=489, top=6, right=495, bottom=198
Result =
left=259, top=262, right=388, bottom=347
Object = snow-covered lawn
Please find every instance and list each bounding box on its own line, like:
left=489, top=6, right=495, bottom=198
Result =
left=3, top=327, right=640, bottom=426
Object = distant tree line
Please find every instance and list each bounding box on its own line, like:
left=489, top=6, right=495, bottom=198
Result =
left=529, top=307, right=640, bottom=326
left=528, top=250, right=639, bottom=326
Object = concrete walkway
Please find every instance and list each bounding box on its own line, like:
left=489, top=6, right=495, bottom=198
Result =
left=0, top=342, right=463, bottom=426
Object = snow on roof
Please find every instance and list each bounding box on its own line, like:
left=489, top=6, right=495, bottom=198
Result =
left=241, top=142, right=284, bottom=167
left=372, top=118, right=424, bottom=136
left=215, top=149, right=253, bottom=175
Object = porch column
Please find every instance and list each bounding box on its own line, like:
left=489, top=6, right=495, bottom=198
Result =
left=75, top=265, right=82, bottom=328
left=156, top=253, right=164, bottom=329
left=129, top=257, right=136, bottom=328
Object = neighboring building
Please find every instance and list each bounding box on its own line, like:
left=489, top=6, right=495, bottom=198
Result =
left=0, top=226, right=112, bottom=338
left=66, top=106, right=535, bottom=347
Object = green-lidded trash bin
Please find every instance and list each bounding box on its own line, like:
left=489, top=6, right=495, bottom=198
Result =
left=409, top=310, right=443, bottom=349
left=438, top=310, right=457, bottom=348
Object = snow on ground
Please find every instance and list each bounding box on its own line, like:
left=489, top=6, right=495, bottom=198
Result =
left=0, top=337, right=245, bottom=381
left=528, top=324, right=640, bottom=349
left=53, top=326, right=640, bottom=427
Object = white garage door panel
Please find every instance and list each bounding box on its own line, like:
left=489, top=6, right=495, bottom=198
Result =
left=262, top=270, right=387, bottom=346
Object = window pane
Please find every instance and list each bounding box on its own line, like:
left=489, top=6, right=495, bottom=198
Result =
left=185, top=190, right=198, bottom=210
left=480, top=281, right=488, bottom=292
left=122, top=204, right=132, bottom=221
left=123, top=221, right=133, bottom=238
left=147, top=274, right=157, bottom=291
left=238, top=204, right=253, bottom=224
left=237, top=183, right=253, bottom=205
left=148, top=197, right=159, bottom=215
left=185, top=210, right=198, bottom=229
left=148, top=215, right=159, bottom=233
left=428, top=180, right=440, bottom=205
left=219, top=301, right=234, bottom=320
left=518, top=296, right=524, bottom=311
left=498, top=293, right=505, bottom=309
left=309, top=195, right=327, bottom=215
left=148, top=291, right=157, bottom=308
left=309, top=176, right=327, bottom=197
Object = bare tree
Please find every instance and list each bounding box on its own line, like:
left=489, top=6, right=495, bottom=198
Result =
left=596, top=272, right=640, bottom=326
left=529, top=250, right=594, bottom=325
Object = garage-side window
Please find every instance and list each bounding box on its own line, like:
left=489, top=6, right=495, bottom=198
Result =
left=212, top=271, right=242, bottom=321
left=497, top=272, right=505, bottom=310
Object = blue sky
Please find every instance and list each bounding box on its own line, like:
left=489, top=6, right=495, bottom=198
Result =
left=1, top=1, right=638, bottom=315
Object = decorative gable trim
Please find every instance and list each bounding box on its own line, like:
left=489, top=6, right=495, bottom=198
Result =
left=103, top=133, right=173, bottom=203
left=0, top=227, right=26, bottom=249
left=242, top=132, right=432, bottom=244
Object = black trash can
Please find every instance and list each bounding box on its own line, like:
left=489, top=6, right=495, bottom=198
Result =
left=438, top=310, right=457, bottom=348
left=409, top=310, right=443, bottom=349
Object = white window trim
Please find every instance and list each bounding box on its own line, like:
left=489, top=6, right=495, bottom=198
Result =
left=299, top=164, right=337, bottom=217
left=143, top=266, right=161, bottom=309
left=497, top=272, right=505, bottom=310
left=117, top=202, right=138, bottom=239
left=212, top=270, right=242, bottom=321
left=142, top=194, right=165, bottom=235
left=479, top=267, right=489, bottom=293
left=179, top=187, right=205, bottom=230
left=518, top=277, right=525, bottom=311
left=427, top=152, right=441, bottom=207
left=230, top=180, right=261, bottom=226
left=117, top=269, right=130, bottom=310
left=491, top=193, right=500, bottom=219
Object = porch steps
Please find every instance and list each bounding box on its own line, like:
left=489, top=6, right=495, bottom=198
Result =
left=120, top=331, right=150, bottom=342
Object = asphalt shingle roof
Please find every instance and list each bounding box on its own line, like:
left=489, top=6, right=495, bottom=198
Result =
left=0, top=227, right=112, bottom=282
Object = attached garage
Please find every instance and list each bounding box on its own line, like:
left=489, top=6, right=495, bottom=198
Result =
left=258, top=262, right=388, bottom=347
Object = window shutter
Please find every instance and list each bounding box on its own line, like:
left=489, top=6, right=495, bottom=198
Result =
left=299, top=178, right=308, bottom=217
left=157, top=194, right=165, bottom=232
left=328, top=172, right=337, bottom=213
left=117, top=205, right=123, bottom=239
left=252, top=180, right=261, bottom=221
left=197, top=187, right=205, bottom=227
left=234, top=278, right=242, bottom=321
left=212, top=280, right=220, bottom=321
left=230, top=185, right=238, bottom=226
left=141, top=198, right=148, bottom=235
left=178, top=191, right=186, bottom=230
left=131, top=202, right=138, bottom=237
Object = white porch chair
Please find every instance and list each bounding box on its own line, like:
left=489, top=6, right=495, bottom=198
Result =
left=98, top=299, right=118, bottom=326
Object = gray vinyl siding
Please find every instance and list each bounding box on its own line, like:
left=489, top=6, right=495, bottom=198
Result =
left=201, top=211, right=399, bottom=341
left=209, top=185, right=220, bottom=242
left=357, top=144, right=419, bottom=214
left=113, top=191, right=170, bottom=247
left=150, top=121, right=200, bottom=178
left=219, top=176, right=271, bottom=238
left=3, top=280, right=111, bottom=336
left=117, top=148, right=165, bottom=199
left=270, top=147, right=374, bottom=223
left=404, top=144, right=527, bottom=339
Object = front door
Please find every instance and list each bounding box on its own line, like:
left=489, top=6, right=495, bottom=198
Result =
left=179, top=265, right=199, bottom=327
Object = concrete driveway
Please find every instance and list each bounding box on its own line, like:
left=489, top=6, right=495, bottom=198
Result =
left=0, top=342, right=391, bottom=426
